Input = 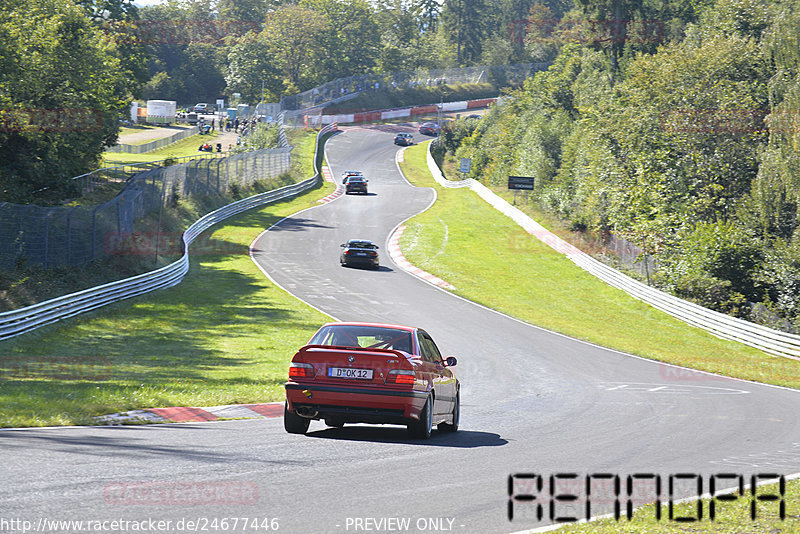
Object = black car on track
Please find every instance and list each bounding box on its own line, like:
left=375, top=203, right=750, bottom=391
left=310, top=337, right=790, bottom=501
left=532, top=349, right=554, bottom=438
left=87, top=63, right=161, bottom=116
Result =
left=344, top=175, right=368, bottom=194
left=340, top=239, right=380, bottom=269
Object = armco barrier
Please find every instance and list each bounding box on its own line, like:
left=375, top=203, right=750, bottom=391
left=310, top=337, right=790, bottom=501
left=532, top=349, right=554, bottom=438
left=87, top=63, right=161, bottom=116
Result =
left=306, top=97, right=499, bottom=126
left=425, top=142, right=800, bottom=361
left=0, top=124, right=337, bottom=341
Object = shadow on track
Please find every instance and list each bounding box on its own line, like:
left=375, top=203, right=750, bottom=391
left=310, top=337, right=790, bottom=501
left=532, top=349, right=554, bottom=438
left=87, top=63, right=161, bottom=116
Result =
left=269, top=217, right=334, bottom=232
left=305, top=426, right=507, bottom=448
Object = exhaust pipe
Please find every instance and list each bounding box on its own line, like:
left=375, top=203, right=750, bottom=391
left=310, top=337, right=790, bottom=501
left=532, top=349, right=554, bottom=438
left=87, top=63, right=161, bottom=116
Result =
left=296, top=407, right=318, bottom=418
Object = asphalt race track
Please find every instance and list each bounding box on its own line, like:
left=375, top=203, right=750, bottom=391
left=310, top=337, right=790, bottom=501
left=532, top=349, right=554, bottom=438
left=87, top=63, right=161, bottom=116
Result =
left=2, top=127, right=800, bottom=534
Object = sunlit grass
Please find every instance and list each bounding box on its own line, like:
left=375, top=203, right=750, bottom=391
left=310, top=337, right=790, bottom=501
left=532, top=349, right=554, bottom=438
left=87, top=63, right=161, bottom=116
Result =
left=0, top=181, right=335, bottom=427
left=398, top=141, right=800, bottom=390
left=102, top=131, right=225, bottom=165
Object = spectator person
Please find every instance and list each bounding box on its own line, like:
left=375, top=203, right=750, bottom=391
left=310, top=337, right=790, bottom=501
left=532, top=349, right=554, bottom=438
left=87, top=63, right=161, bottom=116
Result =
left=234, top=117, right=239, bottom=131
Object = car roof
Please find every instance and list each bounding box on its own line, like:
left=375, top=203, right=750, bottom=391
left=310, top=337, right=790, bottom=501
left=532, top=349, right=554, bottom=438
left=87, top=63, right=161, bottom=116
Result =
left=321, top=321, right=417, bottom=332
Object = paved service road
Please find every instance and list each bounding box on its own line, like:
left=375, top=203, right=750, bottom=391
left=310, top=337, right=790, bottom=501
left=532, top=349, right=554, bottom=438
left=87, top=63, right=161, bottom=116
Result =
left=2, top=127, right=800, bottom=534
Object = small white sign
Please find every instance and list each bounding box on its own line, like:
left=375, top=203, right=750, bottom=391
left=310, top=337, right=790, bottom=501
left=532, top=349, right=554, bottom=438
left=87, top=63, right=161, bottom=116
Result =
left=460, top=158, right=472, bottom=174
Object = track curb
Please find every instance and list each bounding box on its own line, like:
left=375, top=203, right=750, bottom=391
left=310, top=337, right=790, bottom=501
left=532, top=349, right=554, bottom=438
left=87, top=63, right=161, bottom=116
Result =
left=95, top=402, right=284, bottom=425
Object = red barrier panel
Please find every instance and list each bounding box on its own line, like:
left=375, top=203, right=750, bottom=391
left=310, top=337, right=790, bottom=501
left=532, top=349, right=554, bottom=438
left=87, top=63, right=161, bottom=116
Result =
left=467, top=98, right=497, bottom=109
left=411, top=105, right=438, bottom=116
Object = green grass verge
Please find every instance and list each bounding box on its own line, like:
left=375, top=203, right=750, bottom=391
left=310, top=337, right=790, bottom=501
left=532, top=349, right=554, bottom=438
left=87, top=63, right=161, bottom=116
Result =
left=529, top=477, right=798, bottom=533
left=118, top=124, right=159, bottom=137
left=0, top=179, right=335, bottom=427
left=102, top=131, right=225, bottom=165
left=398, top=141, right=800, bottom=389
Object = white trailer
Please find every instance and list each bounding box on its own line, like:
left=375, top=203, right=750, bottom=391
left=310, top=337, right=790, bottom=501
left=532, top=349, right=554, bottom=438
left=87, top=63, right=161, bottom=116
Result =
left=145, top=100, right=177, bottom=125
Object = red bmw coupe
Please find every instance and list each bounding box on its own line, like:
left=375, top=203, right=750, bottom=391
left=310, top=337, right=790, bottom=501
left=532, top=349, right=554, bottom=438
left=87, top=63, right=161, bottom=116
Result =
left=284, top=322, right=459, bottom=439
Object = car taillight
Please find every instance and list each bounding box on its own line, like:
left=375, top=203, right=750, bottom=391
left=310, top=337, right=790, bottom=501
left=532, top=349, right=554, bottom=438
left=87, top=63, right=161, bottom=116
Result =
left=344, top=250, right=351, bottom=255
left=386, top=369, right=415, bottom=384
left=369, top=251, right=377, bottom=256
left=289, top=362, right=315, bottom=379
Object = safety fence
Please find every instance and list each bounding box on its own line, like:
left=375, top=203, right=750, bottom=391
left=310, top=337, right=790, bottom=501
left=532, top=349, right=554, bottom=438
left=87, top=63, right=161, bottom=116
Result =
left=0, top=148, right=291, bottom=270
left=107, top=126, right=200, bottom=154
left=280, top=63, right=546, bottom=112
left=304, top=97, right=499, bottom=127
left=0, top=124, right=337, bottom=341
left=424, top=142, right=800, bottom=361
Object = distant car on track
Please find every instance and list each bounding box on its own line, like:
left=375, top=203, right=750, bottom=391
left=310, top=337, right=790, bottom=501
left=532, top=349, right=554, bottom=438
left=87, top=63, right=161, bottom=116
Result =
left=418, top=122, right=440, bottom=136
left=193, top=103, right=209, bottom=113
left=284, top=322, right=460, bottom=438
left=394, top=132, right=413, bottom=146
left=339, top=239, right=379, bottom=269
left=344, top=174, right=368, bottom=194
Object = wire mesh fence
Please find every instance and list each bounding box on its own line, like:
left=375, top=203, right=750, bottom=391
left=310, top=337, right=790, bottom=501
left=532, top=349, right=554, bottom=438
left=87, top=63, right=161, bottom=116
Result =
left=0, top=147, right=292, bottom=270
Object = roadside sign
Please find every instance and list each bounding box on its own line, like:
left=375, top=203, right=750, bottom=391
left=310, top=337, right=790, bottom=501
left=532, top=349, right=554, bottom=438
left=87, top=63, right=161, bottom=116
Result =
left=508, top=176, right=535, bottom=190
left=460, top=158, right=472, bottom=174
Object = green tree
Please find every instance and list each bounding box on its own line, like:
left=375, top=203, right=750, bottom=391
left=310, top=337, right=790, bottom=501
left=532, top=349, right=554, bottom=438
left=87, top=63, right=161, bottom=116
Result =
left=300, top=0, right=380, bottom=80
left=0, top=0, right=130, bottom=203
left=441, top=0, right=490, bottom=64
left=260, top=4, right=330, bottom=92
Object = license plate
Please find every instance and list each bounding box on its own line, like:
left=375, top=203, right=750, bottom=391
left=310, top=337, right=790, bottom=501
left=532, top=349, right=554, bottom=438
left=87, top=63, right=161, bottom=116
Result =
left=354, top=252, right=367, bottom=256
left=328, top=367, right=373, bottom=380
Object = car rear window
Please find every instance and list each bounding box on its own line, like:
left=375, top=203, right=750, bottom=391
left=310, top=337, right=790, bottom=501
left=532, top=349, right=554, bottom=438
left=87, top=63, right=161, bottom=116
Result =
left=310, top=325, right=412, bottom=353
left=348, top=177, right=365, bottom=183
left=348, top=241, right=375, bottom=248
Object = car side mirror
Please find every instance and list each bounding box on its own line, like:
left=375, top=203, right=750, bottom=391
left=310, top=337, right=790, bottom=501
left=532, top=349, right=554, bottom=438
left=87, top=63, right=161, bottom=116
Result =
left=374, top=245, right=379, bottom=249
left=340, top=243, right=346, bottom=247
left=445, top=356, right=457, bottom=367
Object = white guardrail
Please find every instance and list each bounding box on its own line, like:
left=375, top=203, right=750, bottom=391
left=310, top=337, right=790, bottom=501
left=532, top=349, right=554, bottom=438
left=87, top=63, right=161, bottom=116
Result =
left=0, top=124, right=337, bottom=341
left=425, top=141, right=800, bottom=361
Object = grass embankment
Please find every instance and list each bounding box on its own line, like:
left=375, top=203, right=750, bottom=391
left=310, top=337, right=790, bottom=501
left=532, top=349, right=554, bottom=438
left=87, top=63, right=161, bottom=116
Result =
left=118, top=124, right=159, bottom=137
left=398, top=141, right=800, bottom=390
left=0, top=129, right=317, bottom=312
left=103, top=130, right=225, bottom=166
left=118, top=124, right=195, bottom=146
left=323, top=82, right=499, bottom=114
left=0, top=179, right=334, bottom=427
left=534, top=477, right=799, bottom=533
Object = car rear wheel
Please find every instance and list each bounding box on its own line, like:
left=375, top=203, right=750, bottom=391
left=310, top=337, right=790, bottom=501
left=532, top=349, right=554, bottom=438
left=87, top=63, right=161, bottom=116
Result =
left=408, top=395, right=433, bottom=439
left=284, top=402, right=310, bottom=434
left=438, top=391, right=459, bottom=432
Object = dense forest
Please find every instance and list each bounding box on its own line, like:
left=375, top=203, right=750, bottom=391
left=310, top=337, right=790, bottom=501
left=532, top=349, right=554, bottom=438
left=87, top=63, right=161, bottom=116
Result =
left=0, top=0, right=553, bottom=203
left=442, top=0, right=800, bottom=330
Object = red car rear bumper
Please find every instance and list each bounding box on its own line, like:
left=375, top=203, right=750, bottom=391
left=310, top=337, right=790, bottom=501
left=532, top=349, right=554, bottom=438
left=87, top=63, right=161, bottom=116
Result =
left=285, top=382, right=427, bottom=422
